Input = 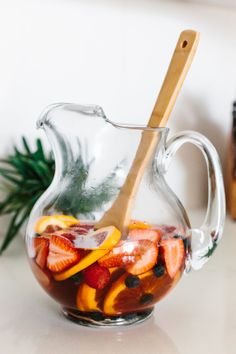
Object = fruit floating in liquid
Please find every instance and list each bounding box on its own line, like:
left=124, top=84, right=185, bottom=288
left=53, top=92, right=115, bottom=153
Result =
left=28, top=215, right=188, bottom=316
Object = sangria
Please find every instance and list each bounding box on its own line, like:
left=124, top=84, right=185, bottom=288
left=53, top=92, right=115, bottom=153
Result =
left=28, top=214, right=188, bottom=325
left=25, top=103, right=225, bottom=327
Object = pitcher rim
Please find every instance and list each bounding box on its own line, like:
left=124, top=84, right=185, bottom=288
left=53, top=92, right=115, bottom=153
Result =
left=36, top=102, right=169, bottom=133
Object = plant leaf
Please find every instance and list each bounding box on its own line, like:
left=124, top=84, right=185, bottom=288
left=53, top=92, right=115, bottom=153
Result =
left=0, top=136, right=119, bottom=253
left=22, top=136, right=32, bottom=155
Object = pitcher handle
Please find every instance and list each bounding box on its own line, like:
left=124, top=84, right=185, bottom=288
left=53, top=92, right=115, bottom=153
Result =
left=162, top=130, right=225, bottom=270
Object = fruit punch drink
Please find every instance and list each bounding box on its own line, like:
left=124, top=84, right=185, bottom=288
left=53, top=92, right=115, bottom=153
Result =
left=27, top=215, right=188, bottom=326
left=25, top=104, right=225, bottom=327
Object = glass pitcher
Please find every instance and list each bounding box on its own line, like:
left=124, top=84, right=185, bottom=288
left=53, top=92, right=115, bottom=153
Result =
left=25, top=103, right=225, bottom=327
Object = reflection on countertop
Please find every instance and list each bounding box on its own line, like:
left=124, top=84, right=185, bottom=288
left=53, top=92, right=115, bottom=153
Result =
left=35, top=316, right=180, bottom=354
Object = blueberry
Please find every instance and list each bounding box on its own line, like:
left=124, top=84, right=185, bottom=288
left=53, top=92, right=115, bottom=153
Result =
left=71, top=272, right=83, bottom=285
left=140, top=293, right=154, bottom=305
left=153, top=264, right=165, bottom=277
left=125, top=275, right=141, bottom=288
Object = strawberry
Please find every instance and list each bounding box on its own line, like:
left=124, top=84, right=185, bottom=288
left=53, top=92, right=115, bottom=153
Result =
left=83, top=262, right=111, bottom=289
left=47, top=235, right=80, bottom=273
left=33, top=237, right=49, bottom=269
left=126, top=240, right=158, bottom=275
left=161, top=238, right=185, bottom=278
left=98, top=241, right=137, bottom=268
left=128, top=229, right=161, bottom=243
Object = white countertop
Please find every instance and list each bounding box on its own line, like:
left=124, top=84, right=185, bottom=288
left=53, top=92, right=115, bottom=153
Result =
left=0, top=210, right=235, bottom=354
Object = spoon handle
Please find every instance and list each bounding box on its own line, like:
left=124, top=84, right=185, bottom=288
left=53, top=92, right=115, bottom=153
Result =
left=149, top=30, right=199, bottom=127
left=96, top=30, right=199, bottom=232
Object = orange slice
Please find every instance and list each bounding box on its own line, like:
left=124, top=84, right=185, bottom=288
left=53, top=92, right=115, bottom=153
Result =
left=76, top=267, right=120, bottom=312
left=34, top=215, right=79, bottom=234
left=77, top=283, right=100, bottom=311
left=103, top=269, right=182, bottom=316
left=54, top=226, right=121, bottom=281
left=54, top=215, right=79, bottom=226
left=128, top=220, right=151, bottom=230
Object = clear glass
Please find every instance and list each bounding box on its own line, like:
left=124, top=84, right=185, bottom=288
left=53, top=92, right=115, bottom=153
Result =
left=25, top=103, right=225, bottom=327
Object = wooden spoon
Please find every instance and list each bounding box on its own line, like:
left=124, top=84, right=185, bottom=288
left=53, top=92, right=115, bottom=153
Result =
left=95, top=30, right=200, bottom=233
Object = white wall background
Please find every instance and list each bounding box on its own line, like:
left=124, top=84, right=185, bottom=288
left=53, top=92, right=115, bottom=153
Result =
left=181, top=0, right=236, bottom=8
left=0, top=0, right=235, bottom=213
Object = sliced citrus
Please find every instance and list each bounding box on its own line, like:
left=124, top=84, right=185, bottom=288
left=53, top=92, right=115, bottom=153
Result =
left=54, top=249, right=107, bottom=281
left=128, top=220, right=151, bottom=230
left=76, top=267, right=121, bottom=312
left=103, top=268, right=182, bottom=316
left=54, top=226, right=121, bottom=281
left=77, top=283, right=101, bottom=311
left=34, top=216, right=67, bottom=234
left=54, top=215, right=79, bottom=226
left=34, top=214, right=79, bottom=234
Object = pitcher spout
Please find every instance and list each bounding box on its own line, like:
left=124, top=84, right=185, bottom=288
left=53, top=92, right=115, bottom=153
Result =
left=36, top=103, right=108, bottom=180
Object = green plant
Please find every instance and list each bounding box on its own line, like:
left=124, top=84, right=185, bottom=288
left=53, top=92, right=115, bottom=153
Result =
left=0, top=137, right=118, bottom=254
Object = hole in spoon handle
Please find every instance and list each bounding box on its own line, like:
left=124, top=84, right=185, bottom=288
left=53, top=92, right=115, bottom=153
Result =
left=181, top=40, right=188, bottom=48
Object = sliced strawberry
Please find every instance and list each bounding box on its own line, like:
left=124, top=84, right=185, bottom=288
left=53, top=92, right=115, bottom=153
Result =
left=33, top=237, right=49, bottom=269
left=126, top=240, right=158, bottom=275
left=128, top=229, right=161, bottom=243
left=83, top=262, right=111, bottom=289
left=161, top=238, right=185, bottom=278
left=47, top=235, right=80, bottom=273
left=98, top=241, right=137, bottom=268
